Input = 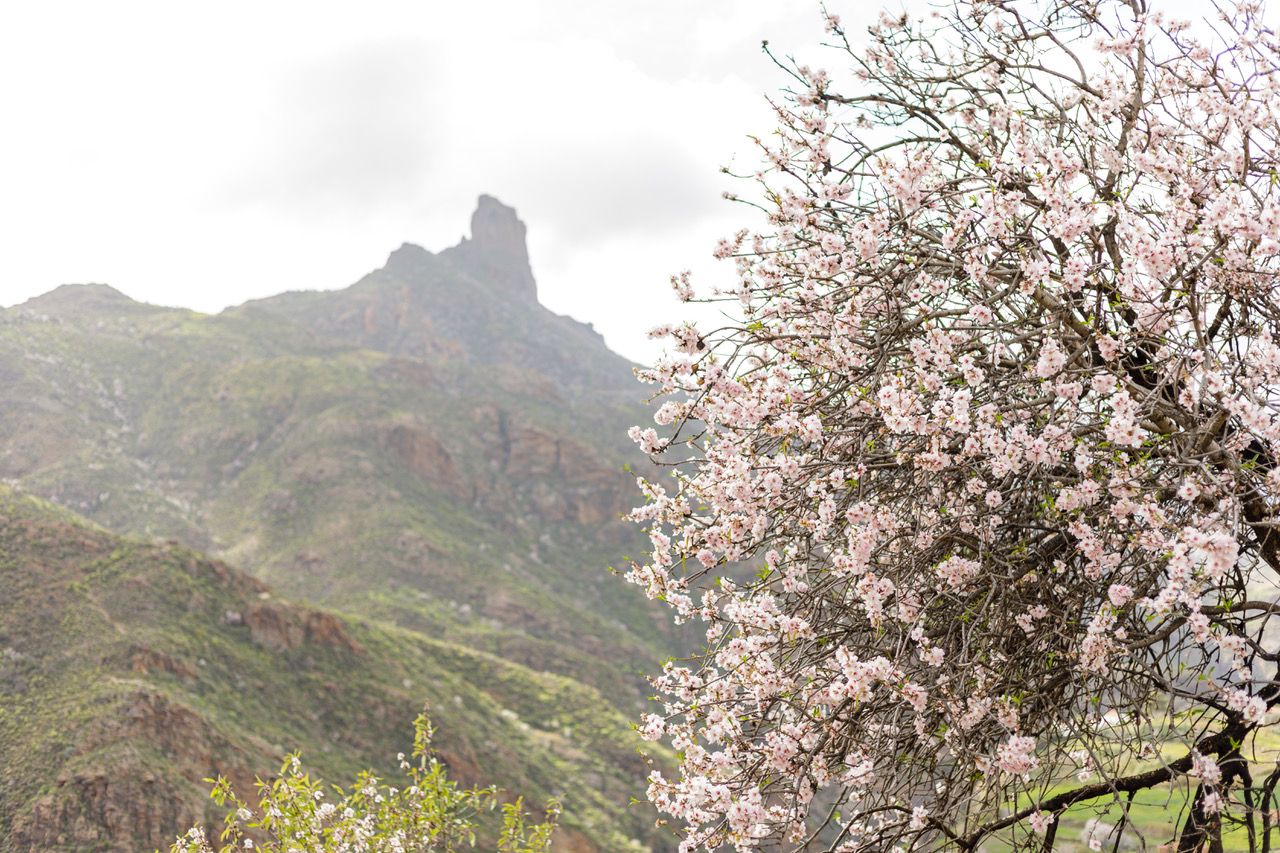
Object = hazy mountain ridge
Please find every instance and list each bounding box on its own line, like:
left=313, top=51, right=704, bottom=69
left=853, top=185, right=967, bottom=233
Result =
left=242, top=194, right=636, bottom=392
left=0, top=197, right=678, bottom=851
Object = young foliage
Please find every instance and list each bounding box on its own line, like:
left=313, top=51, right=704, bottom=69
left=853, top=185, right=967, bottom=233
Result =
left=171, top=712, right=558, bottom=853
left=629, top=1, right=1280, bottom=850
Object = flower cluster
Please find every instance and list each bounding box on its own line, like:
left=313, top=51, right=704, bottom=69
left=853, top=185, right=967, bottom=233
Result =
left=628, top=2, right=1280, bottom=850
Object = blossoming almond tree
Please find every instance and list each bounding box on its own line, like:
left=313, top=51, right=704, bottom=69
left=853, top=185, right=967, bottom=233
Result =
left=629, top=1, right=1280, bottom=850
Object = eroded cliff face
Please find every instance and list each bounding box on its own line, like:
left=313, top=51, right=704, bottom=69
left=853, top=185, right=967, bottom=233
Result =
left=13, top=769, right=203, bottom=852
left=382, top=423, right=467, bottom=500
left=470, top=404, right=633, bottom=526
left=240, top=599, right=363, bottom=654
left=380, top=413, right=630, bottom=526
left=9, top=690, right=256, bottom=852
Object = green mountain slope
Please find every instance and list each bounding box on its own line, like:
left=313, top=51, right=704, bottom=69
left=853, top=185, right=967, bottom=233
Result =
left=0, top=197, right=681, bottom=850
left=0, top=197, right=673, bottom=696
left=0, top=488, right=664, bottom=851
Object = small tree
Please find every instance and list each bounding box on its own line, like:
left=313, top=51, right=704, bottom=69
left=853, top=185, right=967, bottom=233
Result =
left=629, top=1, right=1280, bottom=850
left=170, top=713, right=557, bottom=853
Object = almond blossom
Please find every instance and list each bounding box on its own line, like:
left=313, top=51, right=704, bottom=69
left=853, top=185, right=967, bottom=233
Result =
left=629, top=2, right=1280, bottom=851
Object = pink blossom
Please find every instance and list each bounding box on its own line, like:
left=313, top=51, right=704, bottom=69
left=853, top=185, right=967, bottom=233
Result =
left=1027, top=810, right=1055, bottom=834
left=1035, top=339, right=1067, bottom=378
left=1107, top=584, right=1134, bottom=607
left=995, top=735, right=1039, bottom=777
left=935, top=555, right=981, bottom=590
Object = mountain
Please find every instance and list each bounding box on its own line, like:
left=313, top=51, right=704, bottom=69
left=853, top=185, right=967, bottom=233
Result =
left=244, top=195, right=637, bottom=391
left=0, top=488, right=660, bottom=851
left=0, top=197, right=680, bottom=850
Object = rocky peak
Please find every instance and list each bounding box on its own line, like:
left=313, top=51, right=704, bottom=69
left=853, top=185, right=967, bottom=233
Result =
left=18, top=283, right=139, bottom=316
left=383, top=242, right=434, bottom=276
left=384, top=239, right=435, bottom=266
left=444, top=195, right=537, bottom=301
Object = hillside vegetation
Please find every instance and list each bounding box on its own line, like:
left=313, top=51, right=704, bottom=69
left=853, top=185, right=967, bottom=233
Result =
left=0, top=197, right=679, bottom=851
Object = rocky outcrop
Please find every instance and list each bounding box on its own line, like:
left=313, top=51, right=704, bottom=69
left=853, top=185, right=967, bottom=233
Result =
left=9, top=769, right=203, bottom=851
left=242, top=600, right=362, bottom=654
left=8, top=690, right=251, bottom=853
left=380, top=413, right=631, bottom=525
left=382, top=423, right=466, bottom=499
left=444, top=194, right=538, bottom=301
left=473, top=405, right=631, bottom=525
left=128, top=646, right=198, bottom=679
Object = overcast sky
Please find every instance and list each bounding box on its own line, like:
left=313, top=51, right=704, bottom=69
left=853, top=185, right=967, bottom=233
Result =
left=0, top=1, right=1251, bottom=363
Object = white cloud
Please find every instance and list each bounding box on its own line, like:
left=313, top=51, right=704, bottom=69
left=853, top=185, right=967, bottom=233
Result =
left=221, top=38, right=440, bottom=216
left=0, top=0, right=1261, bottom=362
